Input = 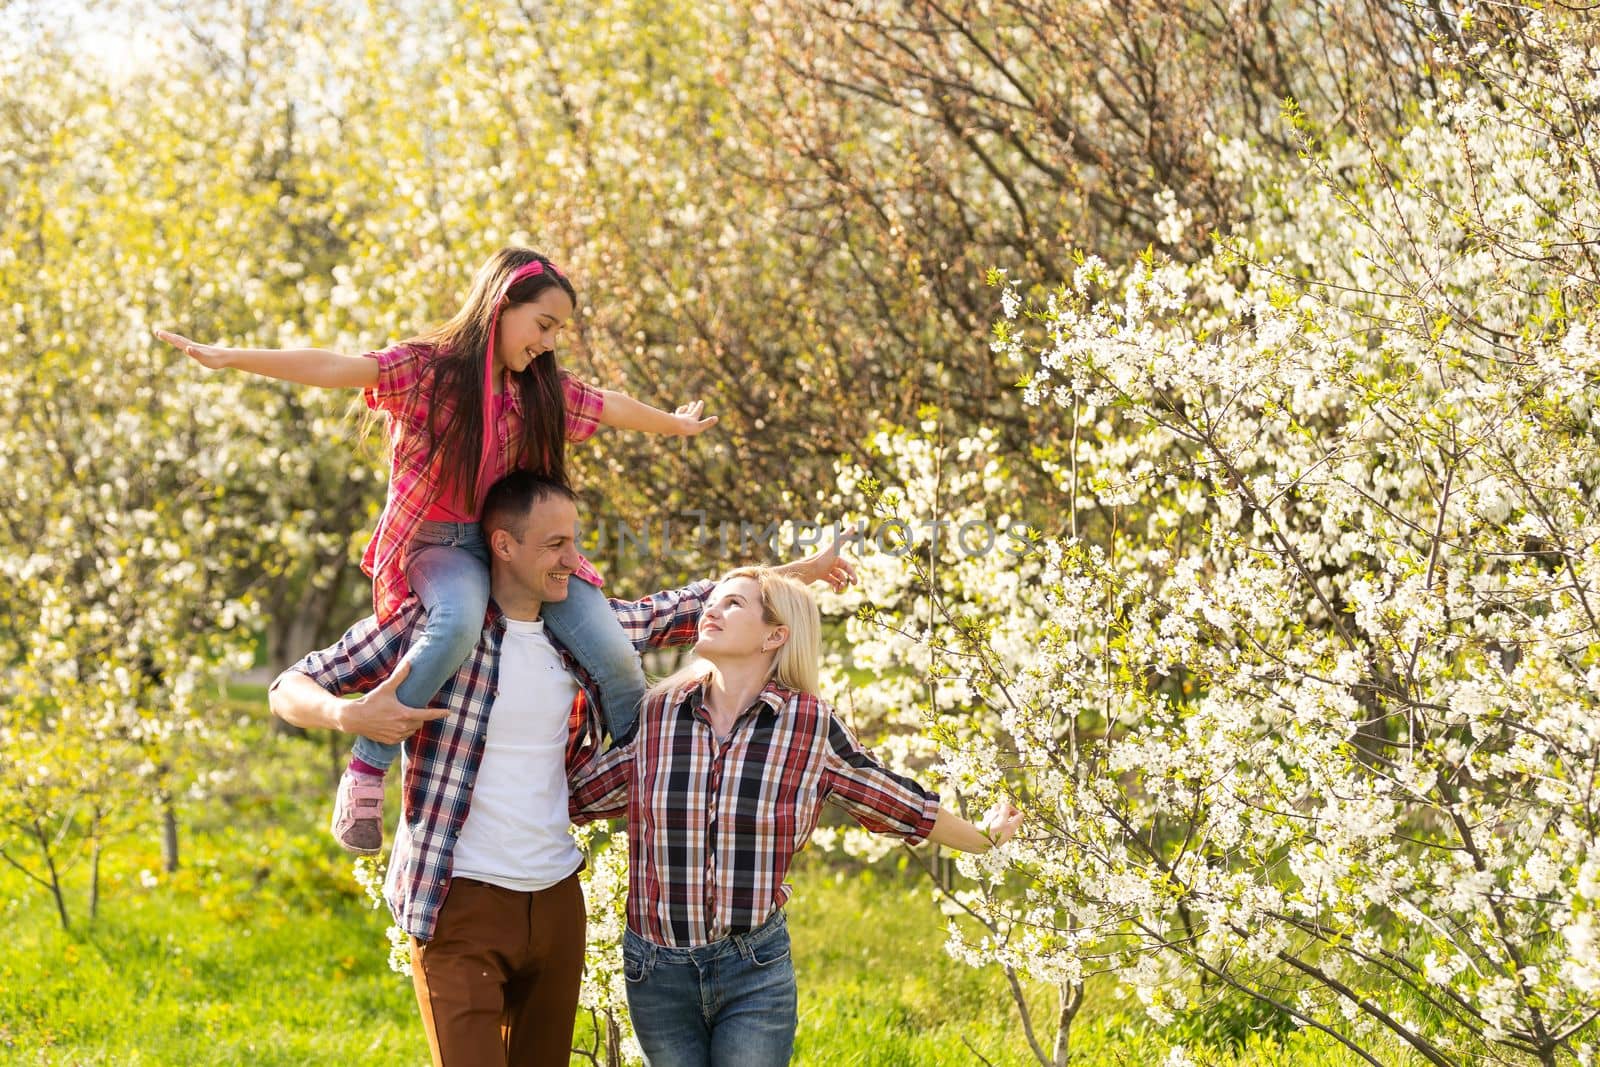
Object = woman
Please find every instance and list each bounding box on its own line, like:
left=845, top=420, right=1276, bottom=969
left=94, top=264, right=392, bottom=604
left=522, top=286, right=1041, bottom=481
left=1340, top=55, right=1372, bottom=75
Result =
left=570, top=567, right=1023, bottom=1066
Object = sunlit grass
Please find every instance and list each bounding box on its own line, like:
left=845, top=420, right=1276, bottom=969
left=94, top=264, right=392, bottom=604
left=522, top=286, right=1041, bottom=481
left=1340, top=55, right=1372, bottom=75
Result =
left=1, top=691, right=1395, bottom=1066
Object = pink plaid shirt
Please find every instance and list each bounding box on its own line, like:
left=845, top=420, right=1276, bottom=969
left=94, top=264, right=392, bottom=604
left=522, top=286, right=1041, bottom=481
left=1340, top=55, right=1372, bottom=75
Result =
left=361, top=343, right=606, bottom=620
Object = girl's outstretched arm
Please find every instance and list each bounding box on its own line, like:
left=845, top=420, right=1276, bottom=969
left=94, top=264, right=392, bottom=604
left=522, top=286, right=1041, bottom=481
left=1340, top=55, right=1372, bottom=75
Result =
left=925, top=801, right=1024, bottom=854
left=596, top=390, right=718, bottom=436
left=155, top=329, right=378, bottom=389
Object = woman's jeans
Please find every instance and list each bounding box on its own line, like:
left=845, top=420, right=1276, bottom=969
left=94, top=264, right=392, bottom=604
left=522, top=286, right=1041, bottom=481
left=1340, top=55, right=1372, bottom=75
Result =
left=623, top=911, right=798, bottom=1067
left=350, top=520, right=647, bottom=771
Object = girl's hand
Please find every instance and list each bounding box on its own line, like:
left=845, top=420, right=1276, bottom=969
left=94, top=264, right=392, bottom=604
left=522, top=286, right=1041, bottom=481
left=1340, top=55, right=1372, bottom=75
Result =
left=669, top=400, right=719, bottom=436
left=154, top=329, right=231, bottom=370
left=982, top=800, right=1024, bottom=848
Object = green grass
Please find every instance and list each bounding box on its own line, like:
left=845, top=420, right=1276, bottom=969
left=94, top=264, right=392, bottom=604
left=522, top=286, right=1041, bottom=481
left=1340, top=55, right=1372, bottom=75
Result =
left=1, top=694, right=1403, bottom=1066
left=788, top=864, right=1060, bottom=1066
left=782, top=862, right=1393, bottom=1067
left=1, top=850, right=1384, bottom=1066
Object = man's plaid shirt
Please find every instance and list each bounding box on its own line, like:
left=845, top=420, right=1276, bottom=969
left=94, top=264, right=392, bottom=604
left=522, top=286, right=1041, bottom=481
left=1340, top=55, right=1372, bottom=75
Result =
left=278, top=580, right=712, bottom=941
left=569, top=678, right=941, bottom=947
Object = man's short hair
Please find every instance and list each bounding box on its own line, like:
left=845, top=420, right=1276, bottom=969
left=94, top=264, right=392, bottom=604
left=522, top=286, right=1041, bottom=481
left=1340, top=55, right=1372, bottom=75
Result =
left=481, top=471, right=577, bottom=541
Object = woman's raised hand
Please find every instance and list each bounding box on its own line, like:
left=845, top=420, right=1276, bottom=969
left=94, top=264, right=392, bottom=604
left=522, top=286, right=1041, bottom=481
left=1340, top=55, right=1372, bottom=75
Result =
left=669, top=400, right=720, bottom=436
left=982, top=800, right=1024, bottom=848
left=154, top=329, right=231, bottom=370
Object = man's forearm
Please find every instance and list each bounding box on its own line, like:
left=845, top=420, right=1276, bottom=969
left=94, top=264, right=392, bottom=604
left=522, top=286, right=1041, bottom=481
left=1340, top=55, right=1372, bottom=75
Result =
left=269, top=660, right=451, bottom=743
left=268, top=670, right=349, bottom=732
left=626, top=579, right=713, bottom=650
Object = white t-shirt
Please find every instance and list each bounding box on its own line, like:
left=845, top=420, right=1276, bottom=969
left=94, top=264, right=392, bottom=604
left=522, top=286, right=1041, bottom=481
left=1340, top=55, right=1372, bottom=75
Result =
left=449, top=615, right=584, bottom=891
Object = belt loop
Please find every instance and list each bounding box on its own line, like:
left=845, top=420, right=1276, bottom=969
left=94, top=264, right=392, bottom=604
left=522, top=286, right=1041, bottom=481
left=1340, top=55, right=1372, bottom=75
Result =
left=739, top=918, right=765, bottom=961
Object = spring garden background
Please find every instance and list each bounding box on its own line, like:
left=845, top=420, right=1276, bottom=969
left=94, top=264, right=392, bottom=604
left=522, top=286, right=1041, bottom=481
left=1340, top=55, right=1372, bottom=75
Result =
left=3, top=1, right=1599, bottom=1063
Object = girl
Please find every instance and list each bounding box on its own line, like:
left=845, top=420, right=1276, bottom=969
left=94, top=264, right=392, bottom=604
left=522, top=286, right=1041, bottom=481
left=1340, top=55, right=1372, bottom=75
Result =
left=157, top=247, right=715, bottom=855
left=569, top=568, right=1023, bottom=1067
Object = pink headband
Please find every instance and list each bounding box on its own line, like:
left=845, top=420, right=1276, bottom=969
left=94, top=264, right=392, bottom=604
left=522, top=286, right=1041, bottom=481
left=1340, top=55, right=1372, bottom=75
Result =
left=502, top=258, right=564, bottom=295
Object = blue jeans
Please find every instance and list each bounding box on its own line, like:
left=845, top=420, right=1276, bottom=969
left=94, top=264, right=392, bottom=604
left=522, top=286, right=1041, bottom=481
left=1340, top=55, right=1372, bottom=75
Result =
left=351, top=522, right=491, bottom=771
left=542, top=575, right=647, bottom=743
left=623, top=911, right=798, bottom=1067
left=351, top=521, right=647, bottom=770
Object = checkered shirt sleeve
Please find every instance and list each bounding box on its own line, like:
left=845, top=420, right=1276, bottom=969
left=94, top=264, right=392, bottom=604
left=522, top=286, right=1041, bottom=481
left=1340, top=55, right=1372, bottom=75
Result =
left=820, top=711, right=941, bottom=844
left=609, top=579, right=713, bottom=651
left=560, top=373, right=604, bottom=442
left=272, top=605, right=416, bottom=698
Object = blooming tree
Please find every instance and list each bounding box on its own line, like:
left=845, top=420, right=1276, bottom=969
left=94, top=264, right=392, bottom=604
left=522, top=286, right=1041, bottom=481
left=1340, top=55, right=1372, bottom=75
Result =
left=825, top=13, right=1600, bottom=1066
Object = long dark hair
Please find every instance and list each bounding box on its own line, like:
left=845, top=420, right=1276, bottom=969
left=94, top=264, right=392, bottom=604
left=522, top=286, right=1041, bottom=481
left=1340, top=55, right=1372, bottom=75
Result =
left=405, top=248, right=578, bottom=513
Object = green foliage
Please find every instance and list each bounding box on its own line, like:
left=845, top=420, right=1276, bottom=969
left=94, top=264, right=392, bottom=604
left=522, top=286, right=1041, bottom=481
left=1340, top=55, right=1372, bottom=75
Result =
left=1168, top=988, right=1299, bottom=1053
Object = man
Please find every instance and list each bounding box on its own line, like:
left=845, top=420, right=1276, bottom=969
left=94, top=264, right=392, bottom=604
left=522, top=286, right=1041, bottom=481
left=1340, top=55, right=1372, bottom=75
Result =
left=269, top=471, right=852, bottom=1066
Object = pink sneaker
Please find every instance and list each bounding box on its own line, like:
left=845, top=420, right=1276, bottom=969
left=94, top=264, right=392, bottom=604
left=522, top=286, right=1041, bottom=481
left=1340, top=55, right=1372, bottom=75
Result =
left=330, top=767, right=386, bottom=855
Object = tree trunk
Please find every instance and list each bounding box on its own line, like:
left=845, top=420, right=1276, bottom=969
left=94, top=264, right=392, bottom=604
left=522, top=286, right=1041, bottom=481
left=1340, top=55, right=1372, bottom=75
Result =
left=32, top=819, right=71, bottom=931
left=159, top=791, right=180, bottom=873
left=329, top=724, right=346, bottom=783
left=88, top=811, right=102, bottom=923
left=267, top=600, right=321, bottom=739
left=1052, top=980, right=1084, bottom=1067
left=266, top=561, right=353, bottom=738
left=266, top=554, right=353, bottom=673
left=605, top=1010, right=623, bottom=1067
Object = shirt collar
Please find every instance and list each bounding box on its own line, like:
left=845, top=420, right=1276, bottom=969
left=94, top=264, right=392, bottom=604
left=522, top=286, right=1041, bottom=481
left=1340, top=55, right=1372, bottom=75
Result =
left=499, top=375, right=523, bottom=416
left=683, top=675, right=791, bottom=718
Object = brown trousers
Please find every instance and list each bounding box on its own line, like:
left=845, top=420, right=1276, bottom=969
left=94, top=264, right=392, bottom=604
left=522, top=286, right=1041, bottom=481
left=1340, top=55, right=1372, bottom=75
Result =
left=410, top=871, right=587, bottom=1067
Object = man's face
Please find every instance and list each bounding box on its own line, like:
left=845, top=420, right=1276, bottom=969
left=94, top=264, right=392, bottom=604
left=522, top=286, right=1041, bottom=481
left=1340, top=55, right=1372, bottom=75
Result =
left=495, top=495, right=583, bottom=605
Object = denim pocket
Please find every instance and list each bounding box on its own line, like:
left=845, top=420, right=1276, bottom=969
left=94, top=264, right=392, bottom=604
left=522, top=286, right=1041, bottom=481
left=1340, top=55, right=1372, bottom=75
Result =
left=623, top=938, right=652, bottom=983
left=747, top=929, right=791, bottom=969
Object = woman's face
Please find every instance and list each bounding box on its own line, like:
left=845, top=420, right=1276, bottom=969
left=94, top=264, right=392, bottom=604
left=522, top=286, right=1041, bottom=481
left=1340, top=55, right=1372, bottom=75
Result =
left=696, top=576, right=780, bottom=659
left=493, top=286, right=574, bottom=375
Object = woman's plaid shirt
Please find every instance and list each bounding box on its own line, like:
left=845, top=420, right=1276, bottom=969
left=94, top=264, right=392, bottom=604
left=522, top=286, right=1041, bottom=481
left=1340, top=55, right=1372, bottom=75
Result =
left=277, top=580, right=712, bottom=941
left=569, top=679, right=940, bottom=947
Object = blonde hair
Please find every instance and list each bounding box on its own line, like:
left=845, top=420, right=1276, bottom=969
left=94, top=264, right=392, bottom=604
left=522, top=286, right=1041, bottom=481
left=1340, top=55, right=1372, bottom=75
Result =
left=650, top=567, right=821, bottom=704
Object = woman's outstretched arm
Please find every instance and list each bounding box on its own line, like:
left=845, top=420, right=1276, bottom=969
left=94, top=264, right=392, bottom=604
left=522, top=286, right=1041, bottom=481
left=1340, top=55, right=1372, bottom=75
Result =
left=155, top=329, right=378, bottom=388
left=925, top=802, right=1024, bottom=854
left=822, top=705, right=1023, bottom=855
